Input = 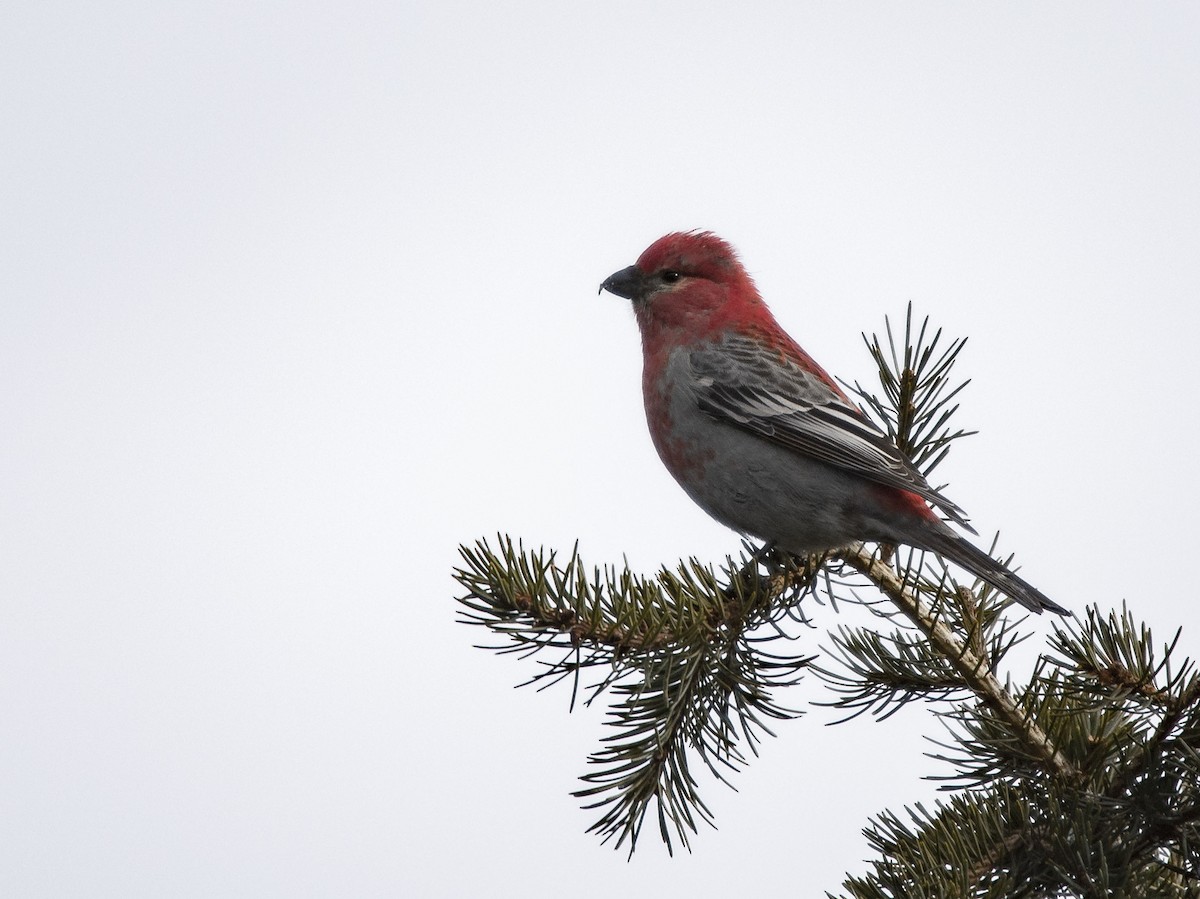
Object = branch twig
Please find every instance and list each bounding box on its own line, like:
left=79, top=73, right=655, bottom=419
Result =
left=836, top=542, right=1078, bottom=781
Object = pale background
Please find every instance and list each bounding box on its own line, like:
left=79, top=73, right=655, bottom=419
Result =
left=4, top=3, right=1199, bottom=896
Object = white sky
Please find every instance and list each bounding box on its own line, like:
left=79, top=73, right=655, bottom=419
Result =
left=4, top=3, right=1200, bottom=896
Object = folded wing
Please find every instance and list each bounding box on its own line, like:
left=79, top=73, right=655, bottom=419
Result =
left=689, top=335, right=975, bottom=531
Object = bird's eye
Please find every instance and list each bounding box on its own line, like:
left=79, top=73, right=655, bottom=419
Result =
left=660, top=270, right=682, bottom=283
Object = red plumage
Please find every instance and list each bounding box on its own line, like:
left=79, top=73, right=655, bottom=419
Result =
left=601, top=231, right=1065, bottom=615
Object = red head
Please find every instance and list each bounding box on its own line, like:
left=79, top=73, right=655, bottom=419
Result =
left=601, top=231, right=844, bottom=397
left=600, top=231, right=768, bottom=345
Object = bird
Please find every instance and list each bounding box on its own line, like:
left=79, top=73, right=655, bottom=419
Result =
left=600, top=231, right=1066, bottom=615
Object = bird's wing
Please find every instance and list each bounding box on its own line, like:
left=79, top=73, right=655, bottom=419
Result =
left=688, top=335, right=974, bottom=530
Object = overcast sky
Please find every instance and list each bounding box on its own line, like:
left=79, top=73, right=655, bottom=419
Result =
left=4, top=3, right=1200, bottom=896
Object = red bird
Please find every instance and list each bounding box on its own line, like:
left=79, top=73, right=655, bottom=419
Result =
left=601, top=231, right=1065, bottom=615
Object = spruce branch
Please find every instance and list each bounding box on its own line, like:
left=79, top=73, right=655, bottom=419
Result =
left=454, top=537, right=818, bottom=853
left=834, top=542, right=1078, bottom=781
left=849, top=301, right=976, bottom=478
left=829, top=605, right=1200, bottom=897
left=455, top=306, right=1200, bottom=894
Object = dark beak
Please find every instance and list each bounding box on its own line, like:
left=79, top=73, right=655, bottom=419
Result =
left=599, top=265, right=644, bottom=300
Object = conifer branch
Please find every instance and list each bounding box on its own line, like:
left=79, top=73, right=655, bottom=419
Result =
left=835, top=542, right=1078, bottom=781
left=454, top=537, right=818, bottom=852
left=455, top=306, right=1200, bottom=893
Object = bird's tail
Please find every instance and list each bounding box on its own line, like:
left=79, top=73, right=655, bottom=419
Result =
left=917, top=527, right=1068, bottom=616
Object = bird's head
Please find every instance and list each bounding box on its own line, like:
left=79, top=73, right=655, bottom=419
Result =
left=600, top=231, right=765, bottom=341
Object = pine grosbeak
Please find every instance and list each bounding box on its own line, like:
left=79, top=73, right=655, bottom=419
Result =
left=601, top=231, right=1065, bottom=615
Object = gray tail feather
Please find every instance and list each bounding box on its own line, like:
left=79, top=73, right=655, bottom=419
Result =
left=919, top=528, right=1068, bottom=616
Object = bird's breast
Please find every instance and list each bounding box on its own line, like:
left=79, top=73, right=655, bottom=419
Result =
left=642, top=360, right=717, bottom=484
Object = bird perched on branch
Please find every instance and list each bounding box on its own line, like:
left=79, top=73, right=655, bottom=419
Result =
left=600, top=231, right=1065, bottom=615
